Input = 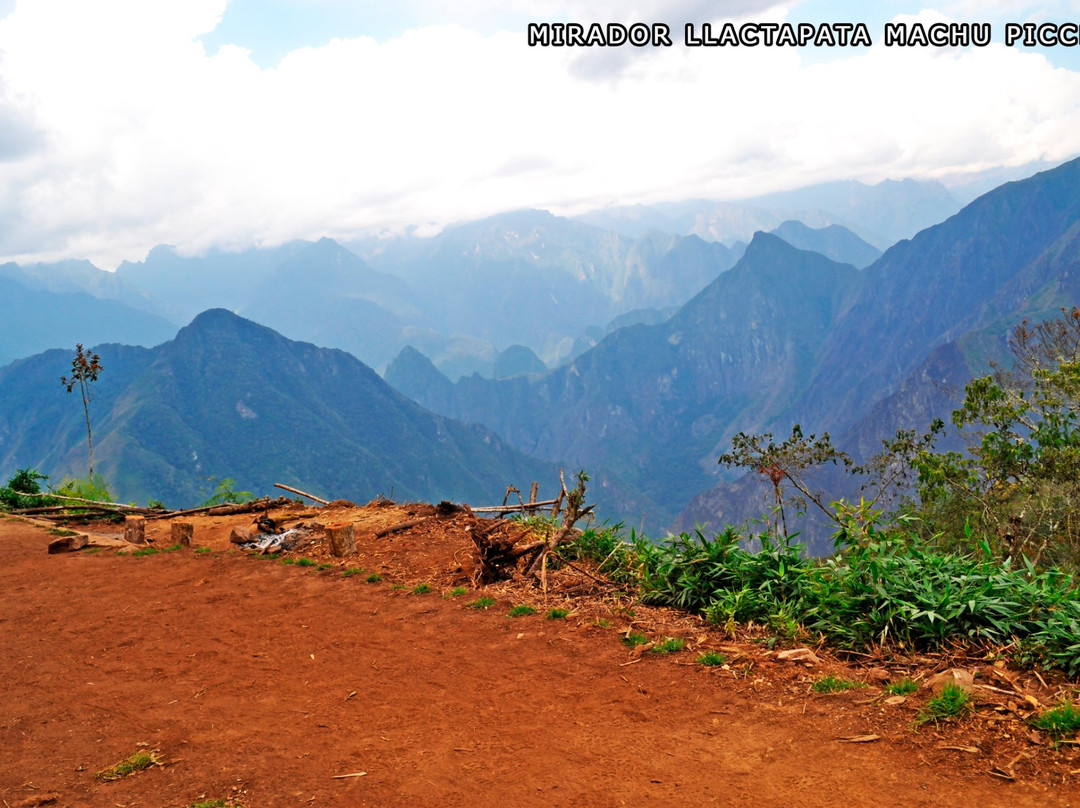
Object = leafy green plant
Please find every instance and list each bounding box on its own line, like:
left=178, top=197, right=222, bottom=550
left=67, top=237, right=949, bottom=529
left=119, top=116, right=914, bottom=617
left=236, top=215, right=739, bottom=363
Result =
left=650, top=637, right=685, bottom=655
left=189, top=800, right=229, bottom=808
left=279, top=557, right=296, bottom=566
left=412, top=583, right=432, bottom=595
left=296, top=558, right=317, bottom=567
left=884, top=678, right=920, bottom=696
left=508, top=604, right=537, bottom=617
left=317, top=562, right=333, bottom=571
left=366, top=572, right=382, bottom=583
left=812, top=675, right=863, bottom=694
left=1030, top=702, right=1080, bottom=739
left=194, top=547, right=213, bottom=555
left=622, top=631, right=649, bottom=648
left=200, top=476, right=254, bottom=507
left=917, top=682, right=972, bottom=724
left=342, top=567, right=364, bottom=578
left=468, top=596, right=496, bottom=610
left=698, top=651, right=728, bottom=667
left=546, top=607, right=569, bottom=619
left=443, top=586, right=468, bottom=598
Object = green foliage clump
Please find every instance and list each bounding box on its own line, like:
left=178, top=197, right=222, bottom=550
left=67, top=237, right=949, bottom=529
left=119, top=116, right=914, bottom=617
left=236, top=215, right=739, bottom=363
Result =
left=508, top=604, right=537, bottom=617
left=443, top=586, right=468, bottom=598
left=622, top=631, right=649, bottom=648
left=55, top=472, right=114, bottom=504
left=468, top=596, right=496, bottom=610
left=0, top=468, right=51, bottom=510
left=411, top=583, right=432, bottom=595
left=366, top=572, right=382, bottom=583
left=546, top=607, right=569, bottom=620
left=342, top=567, right=363, bottom=578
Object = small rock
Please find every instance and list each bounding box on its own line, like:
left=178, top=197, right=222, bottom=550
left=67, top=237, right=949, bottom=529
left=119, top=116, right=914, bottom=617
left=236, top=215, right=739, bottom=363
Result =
left=229, top=525, right=256, bottom=545
left=866, top=667, right=891, bottom=684
left=927, top=668, right=975, bottom=693
left=776, top=648, right=821, bottom=664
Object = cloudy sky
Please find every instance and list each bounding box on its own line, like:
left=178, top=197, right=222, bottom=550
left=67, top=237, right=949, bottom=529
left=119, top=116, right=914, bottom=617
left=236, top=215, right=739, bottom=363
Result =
left=0, top=0, right=1078, bottom=268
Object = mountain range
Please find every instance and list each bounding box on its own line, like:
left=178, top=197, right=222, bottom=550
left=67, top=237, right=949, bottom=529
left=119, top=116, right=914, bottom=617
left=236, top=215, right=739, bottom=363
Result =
left=4, top=162, right=1080, bottom=549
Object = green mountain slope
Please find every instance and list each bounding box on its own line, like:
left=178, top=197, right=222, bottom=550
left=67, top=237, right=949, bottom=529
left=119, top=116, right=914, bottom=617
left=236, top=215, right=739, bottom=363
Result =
left=0, top=310, right=555, bottom=508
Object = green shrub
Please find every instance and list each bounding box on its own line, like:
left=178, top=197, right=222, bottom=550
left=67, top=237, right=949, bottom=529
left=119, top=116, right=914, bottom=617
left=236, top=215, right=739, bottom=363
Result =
left=917, top=682, right=972, bottom=724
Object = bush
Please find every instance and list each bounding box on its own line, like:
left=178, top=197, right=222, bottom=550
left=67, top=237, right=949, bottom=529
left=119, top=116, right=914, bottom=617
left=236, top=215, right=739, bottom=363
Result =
left=0, top=468, right=51, bottom=510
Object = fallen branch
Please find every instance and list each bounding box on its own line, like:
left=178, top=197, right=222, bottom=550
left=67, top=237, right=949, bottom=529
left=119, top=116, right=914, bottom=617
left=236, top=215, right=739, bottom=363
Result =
left=18, top=491, right=163, bottom=514
left=274, top=483, right=330, bottom=505
left=523, top=471, right=593, bottom=580
left=375, top=518, right=428, bottom=538
left=470, top=499, right=559, bottom=514
left=146, top=496, right=291, bottom=520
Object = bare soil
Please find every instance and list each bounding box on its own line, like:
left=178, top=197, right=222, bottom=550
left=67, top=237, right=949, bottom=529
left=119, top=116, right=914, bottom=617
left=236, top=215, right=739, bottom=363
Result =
left=2, top=502, right=1079, bottom=808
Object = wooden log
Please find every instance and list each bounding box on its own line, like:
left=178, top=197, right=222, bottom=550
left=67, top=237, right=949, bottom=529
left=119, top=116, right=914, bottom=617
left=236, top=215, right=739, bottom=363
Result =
left=528, top=482, right=539, bottom=515
left=20, top=491, right=162, bottom=513
left=147, top=496, right=289, bottom=520
left=470, top=499, right=558, bottom=514
left=326, top=522, right=356, bottom=557
left=274, top=483, right=330, bottom=505
left=124, top=515, right=146, bottom=545
left=171, top=521, right=194, bottom=548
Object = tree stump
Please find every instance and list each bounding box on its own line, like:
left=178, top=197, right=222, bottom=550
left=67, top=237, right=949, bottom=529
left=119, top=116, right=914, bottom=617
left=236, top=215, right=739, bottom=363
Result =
left=124, top=515, right=146, bottom=545
left=171, top=521, right=194, bottom=548
left=326, top=522, right=356, bottom=557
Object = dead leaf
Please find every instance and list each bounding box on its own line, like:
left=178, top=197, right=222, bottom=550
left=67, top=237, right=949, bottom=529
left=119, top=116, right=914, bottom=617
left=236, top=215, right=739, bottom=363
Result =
left=939, top=745, right=979, bottom=754
left=884, top=695, right=907, bottom=706
left=331, top=772, right=367, bottom=779
left=837, top=734, right=880, bottom=743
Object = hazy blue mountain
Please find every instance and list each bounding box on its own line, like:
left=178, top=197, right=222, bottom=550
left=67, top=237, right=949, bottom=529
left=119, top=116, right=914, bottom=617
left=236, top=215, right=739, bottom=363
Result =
left=115, top=241, right=312, bottom=322
left=238, top=237, right=419, bottom=369
left=579, top=177, right=962, bottom=251
left=0, top=275, right=177, bottom=367
left=0, top=258, right=166, bottom=318
left=739, top=177, right=961, bottom=248
left=0, top=310, right=556, bottom=508
left=493, top=345, right=546, bottom=379
left=769, top=221, right=881, bottom=269
left=358, top=210, right=738, bottom=365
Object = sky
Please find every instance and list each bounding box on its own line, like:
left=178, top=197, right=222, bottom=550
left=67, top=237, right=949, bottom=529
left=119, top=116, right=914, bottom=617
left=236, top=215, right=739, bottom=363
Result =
left=0, top=1, right=1079, bottom=268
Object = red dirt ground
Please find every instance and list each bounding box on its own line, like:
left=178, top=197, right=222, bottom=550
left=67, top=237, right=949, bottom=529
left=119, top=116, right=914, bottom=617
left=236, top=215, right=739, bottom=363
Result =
left=2, top=504, right=1079, bottom=808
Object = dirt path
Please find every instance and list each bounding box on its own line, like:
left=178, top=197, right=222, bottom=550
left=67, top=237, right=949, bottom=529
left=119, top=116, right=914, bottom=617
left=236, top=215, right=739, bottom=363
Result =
left=0, top=516, right=1075, bottom=808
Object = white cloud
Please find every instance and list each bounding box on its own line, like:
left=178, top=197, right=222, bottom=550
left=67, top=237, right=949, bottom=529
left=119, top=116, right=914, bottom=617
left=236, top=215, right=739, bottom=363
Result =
left=0, top=0, right=1078, bottom=267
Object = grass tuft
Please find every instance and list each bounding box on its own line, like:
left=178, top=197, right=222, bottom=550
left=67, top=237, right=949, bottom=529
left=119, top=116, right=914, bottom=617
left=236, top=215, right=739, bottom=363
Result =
left=1030, top=702, right=1080, bottom=739
left=194, top=547, right=212, bottom=554
left=917, top=682, right=972, bottom=724
left=812, top=675, right=864, bottom=694
left=622, top=631, right=649, bottom=648
left=296, top=557, right=317, bottom=567
left=649, top=637, right=685, bottom=655
left=366, top=572, right=382, bottom=583
left=468, top=596, right=496, bottom=610
left=884, top=678, right=920, bottom=696
left=411, top=583, right=432, bottom=595
left=443, top=586, right=468, bottom=598
left=508, top=604, right=537, bottom=617
left=697, top=651, right=728, bottom=667
left=546, top=607, right=569, bottom=620
left=342, top=567, right=363, bottom=578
